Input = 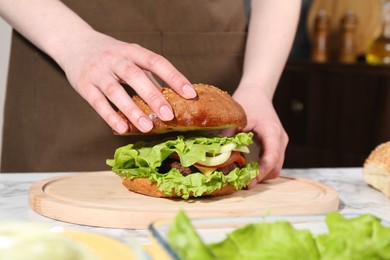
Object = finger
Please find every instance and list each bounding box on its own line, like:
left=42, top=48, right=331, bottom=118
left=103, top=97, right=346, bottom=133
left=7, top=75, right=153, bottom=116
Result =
left=247, top=178, right=258, bottom=189
left=127, top=44, right=197, bottom=99
left=262, top=152, right=284, bottom=181
left=144, top=70, right=162, bottom=89
left=84, top=78, right=154, bottom=133
left=219, top=127, right=239, bottom=137
left=75, top=83, right=129, bottom=133
left=247, top=147, right=283, bottom=189
left=114, top=59, right=175, bottom=122
left=263, top=167, right=281, bottom=181
left=255, top=127, right=288, bottom=182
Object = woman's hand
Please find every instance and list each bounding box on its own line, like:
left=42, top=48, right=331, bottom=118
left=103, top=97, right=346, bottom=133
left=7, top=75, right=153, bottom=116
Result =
left=225, top=0, right=299, bottom=186
left=235, top=88, right=288, bottom=186
left=222, top=87, right=288, bottom=186
left=0, top=0, right=196, bottom=134
left=59, top=31, right=196, bottom=134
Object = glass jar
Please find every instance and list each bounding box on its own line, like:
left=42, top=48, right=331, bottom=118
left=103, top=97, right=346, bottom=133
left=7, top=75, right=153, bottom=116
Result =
left=366, top=0, right=390, bottom=64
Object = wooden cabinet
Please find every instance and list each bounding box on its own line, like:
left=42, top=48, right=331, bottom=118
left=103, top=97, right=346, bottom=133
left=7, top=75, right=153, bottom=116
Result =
left=274, top=61, right=390, bottom=168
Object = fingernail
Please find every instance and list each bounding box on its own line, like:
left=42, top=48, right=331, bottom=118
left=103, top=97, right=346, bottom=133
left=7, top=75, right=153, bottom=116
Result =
left=138, top=116, right=153, bottom=132
left=116, top=122, right=128, bottom=134
left=248, top=179, right=258, bottom=189
left=159, top=105, right=174, bottom=120
left=182, top=84, right=197, bottom=99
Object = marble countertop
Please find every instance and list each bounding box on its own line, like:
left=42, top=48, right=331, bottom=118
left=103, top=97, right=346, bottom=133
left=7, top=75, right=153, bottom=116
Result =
left=1, top=168, right=389, bottom=245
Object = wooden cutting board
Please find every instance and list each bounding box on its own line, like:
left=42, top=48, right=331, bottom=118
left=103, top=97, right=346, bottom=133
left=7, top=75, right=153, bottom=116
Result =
left=29, top=171, right=339, bottom=229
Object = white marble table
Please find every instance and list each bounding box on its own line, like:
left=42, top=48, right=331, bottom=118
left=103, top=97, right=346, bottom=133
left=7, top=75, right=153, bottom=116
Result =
left=1, top=168, right=389, bottom=245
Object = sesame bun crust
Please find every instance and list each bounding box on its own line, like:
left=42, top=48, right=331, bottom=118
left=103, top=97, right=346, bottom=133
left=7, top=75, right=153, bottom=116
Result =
left=122, top=177, right=238, bottom=198
left=117, top=84, right=247, bottom=135
left=363, top=141, right=390, bottom=198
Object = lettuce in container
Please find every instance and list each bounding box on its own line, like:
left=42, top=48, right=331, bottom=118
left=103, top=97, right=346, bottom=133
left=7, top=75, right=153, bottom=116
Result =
left=167, top=211, right=390, bottom=260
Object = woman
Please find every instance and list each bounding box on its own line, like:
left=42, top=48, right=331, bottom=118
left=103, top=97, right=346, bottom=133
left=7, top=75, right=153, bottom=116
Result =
left=0, top=0, right=300, bottom=186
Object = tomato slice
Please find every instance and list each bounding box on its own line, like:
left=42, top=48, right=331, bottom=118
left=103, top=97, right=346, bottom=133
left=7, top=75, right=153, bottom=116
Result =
left=169, top=151, right=246, bottom=168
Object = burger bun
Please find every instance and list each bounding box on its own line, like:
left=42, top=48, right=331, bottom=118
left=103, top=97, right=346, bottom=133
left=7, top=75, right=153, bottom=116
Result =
left=122, top=177, right=238, bottom=198
left=117, top=83, right=247, bottom=135
left=363, top=141, right=390, bottom=198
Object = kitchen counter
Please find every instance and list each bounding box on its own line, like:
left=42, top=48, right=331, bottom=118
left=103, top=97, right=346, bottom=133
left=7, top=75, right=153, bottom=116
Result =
left=1, top=168, right=389, bottom=245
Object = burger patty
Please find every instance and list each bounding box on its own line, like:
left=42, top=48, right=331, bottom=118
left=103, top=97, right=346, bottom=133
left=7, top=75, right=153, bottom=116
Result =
left=159, top=157, right=238, bottom=176
left=171, top=161, right=198, bottom=176
left=217, top=162, right=238, bottom=175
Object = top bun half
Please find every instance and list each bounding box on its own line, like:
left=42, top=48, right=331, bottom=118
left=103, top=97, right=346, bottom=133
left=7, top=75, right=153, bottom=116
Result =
left=362, top=141, right=390, bottom=198
left=117, top=83, right=247, bottom=135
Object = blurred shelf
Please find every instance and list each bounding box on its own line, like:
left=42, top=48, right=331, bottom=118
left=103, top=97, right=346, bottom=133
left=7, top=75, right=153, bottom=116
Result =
left=274, top=60, right=390, bottom=168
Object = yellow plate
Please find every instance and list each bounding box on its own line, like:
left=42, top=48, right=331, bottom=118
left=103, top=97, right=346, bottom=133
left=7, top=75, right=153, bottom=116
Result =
left=62, top=229, right=143, bottom=260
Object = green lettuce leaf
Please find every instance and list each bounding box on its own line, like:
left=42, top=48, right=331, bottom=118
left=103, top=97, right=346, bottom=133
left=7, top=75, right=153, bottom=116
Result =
left=106, top=132, right=259, bottom=199
left=316, top=212, right=390, bottom=260
left=107, top=132, right=255, bottom=169
left=167, top=211, right=215, bottom=260
left=167, top=211, right=390, bottom=260
left=208, top=221, right=319, bottom=260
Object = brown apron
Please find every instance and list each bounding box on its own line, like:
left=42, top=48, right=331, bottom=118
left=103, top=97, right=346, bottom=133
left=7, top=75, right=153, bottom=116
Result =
left=1, top=0, right=247, bottom=172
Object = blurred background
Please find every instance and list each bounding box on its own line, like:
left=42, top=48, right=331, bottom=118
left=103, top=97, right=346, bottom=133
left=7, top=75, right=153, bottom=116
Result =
left=0, top=0, right=389, bottom=168
left=276, top=0, right=390, bottom=168
left=0, top=18, right=11, bottom=161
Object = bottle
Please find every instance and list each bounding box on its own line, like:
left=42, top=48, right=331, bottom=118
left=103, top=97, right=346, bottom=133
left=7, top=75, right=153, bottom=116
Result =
left=366, top=0, right=390, bottom=64
left=311, top=10, right=330, bottom=63
left=339, top=11, right=358, bottom=63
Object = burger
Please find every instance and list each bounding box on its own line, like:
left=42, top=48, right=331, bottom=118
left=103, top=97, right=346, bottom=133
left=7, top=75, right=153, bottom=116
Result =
left=116, top=83, right=249, bottom=135
left=107, top=132, right=258, bottom=199
left=106, top=84, right=259, bottom=199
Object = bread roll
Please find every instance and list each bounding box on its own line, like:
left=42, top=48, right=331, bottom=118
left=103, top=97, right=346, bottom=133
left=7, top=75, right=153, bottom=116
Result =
left=363, top=141, right=390, bottom=198
left=117, top=83, right=247, bottom=135
left=122, top=177, right=237, bottom=198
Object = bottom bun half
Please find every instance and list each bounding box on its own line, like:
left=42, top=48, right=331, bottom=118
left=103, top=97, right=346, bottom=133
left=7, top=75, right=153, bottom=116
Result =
left=122, top=177, right=237, bottom=198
